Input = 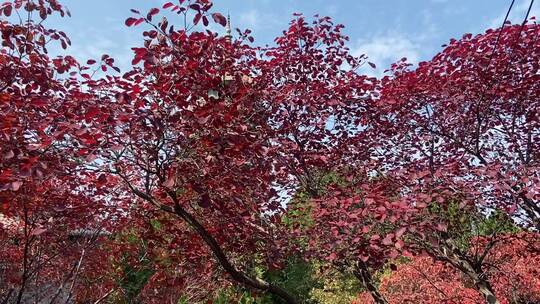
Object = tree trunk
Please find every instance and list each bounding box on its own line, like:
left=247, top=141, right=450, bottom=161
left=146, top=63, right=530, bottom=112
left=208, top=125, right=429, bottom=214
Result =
left=439, top=242, right=500, bottom=304
left=353, top=260, right=388, bottom=304
left=124, top=183, right=298, bottom=303
left=164, top=199, right=298, bottom=304
left=476, top=280, right=499, bottom=304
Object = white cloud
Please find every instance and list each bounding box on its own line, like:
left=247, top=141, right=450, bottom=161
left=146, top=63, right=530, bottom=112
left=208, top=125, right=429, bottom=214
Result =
left=50, top=23, right=136, bottom=74
left=240, top=9, right=261, bottom=30
left=488, top=0, right=540, bottom=29
left=236, top=8, right=285, bottom=33
left=350, top=6, right=440, bottom=79
left=352, top=33, right=421, bottom=78
left=325, top=4, right=338, bottom=16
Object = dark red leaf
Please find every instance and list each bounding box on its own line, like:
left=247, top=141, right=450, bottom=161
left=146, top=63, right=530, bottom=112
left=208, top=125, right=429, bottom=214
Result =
left=193, top=13, right=202, bottom=25
left=3, top=4, right=12, bottom=17
left=30, top=227, right=48, bottom=236
left=3, top=150, right=14, bottom=160
left=125, top=17, right=138, bottom=27
left=147, top=7, right=159, bottom=20
left=211, top=13, right=226, bottom=26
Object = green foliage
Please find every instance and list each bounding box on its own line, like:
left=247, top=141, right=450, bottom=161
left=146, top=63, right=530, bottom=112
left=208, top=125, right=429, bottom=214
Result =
left=149, top=219, right=162, bottom=230
left=282, top=171, right=348, bottom=230
left=209, top=258, right=373, bottom=304
left=112, top=232, right=155, bottom=304
left=428, top=200, right=520, bottom=251
left=282, top=190, right=314, bottom=230
left=310, top=270, right=364, bottom=304
left=476, top=210, right=520, bottom=236
left=208, top=258, right=320, bottom=304
left=261, top=258, right=321, bottom=303
left=119, top=264, right=154, bottom=303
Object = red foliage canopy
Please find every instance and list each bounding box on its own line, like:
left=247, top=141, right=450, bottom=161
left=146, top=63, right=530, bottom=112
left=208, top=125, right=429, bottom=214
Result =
left=355, top=233, right=540, bottom=304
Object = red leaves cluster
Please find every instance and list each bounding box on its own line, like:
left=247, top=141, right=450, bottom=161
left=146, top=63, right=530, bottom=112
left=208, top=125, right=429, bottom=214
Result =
left=354, top=256, right=484, bottom=304
left=291, top=18, right=540, bottom=304
left=306, top=174, right=415, bottom=270
left=126, top=1, right=227, bottom=30
left=354, top=233, right=540, bottom=304
left=376, top=23, right=540, bottom=230
left=0, top=1, right=130, bottom=302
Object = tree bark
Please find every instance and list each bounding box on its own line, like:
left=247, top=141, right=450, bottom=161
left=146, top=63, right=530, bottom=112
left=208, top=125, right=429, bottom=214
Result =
left=476, top=280, right=499, bottom=304
left=353, top=260, right=388, bottom=304
left=439, top=242, right=500, bottom=304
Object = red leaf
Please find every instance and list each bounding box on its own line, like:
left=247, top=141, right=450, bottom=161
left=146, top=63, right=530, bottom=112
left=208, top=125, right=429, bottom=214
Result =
left=3, top=4, right=12, bottom=17
left=163, top=178, right=175, bottom=188
left=86, top=59, right=96, bottom=65
left=134, top=18, right=145, bottom=26
left=10, top=181, right=23, bottom=191
left=396, top=227, right=407, bottom=238
left=212, top=13, right=226, bottom=26
left=326, top=252, right=337, bottom=261
left=31, top=227, right=47, bottom=236
left=3, top=150, right=14, bottom=160
left=147, top=8, right=159, bottom=20
left=163, top=2, right=174, bottom=9
left=436, top=223, right=448, bottom=232
left=193, top=13, right=202, bottom=25
left=368, top=62, right=376, bottom=68
left=85, top=154, right=97, bottom=162
left=187, top=60, right=198, bottom=70
left=125, top=17, right=138, bottom=27
left=85, top=106, right=100, bottom=120
left=382, top=236, right=393, bottom=246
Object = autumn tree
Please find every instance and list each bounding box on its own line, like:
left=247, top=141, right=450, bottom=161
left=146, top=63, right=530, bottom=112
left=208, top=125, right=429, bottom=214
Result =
left=71, top=1, right=304, bottom=302
left=369, top=21, right=540, bottom=304
left=378, top=21, right=540, bottom=229
left=297, top=19, right=540, bottom=304
left=0, top=0, right=123, bottom=302
left=355, top=233, right=540, bottom=304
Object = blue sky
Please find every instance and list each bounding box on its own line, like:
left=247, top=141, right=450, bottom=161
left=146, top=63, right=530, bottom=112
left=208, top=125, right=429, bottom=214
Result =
left=48, top=0, right=539, bottom=77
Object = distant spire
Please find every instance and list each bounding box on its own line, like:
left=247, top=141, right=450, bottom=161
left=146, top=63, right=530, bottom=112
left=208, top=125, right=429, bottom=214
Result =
left=225, top=13, right=232, bottom=41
